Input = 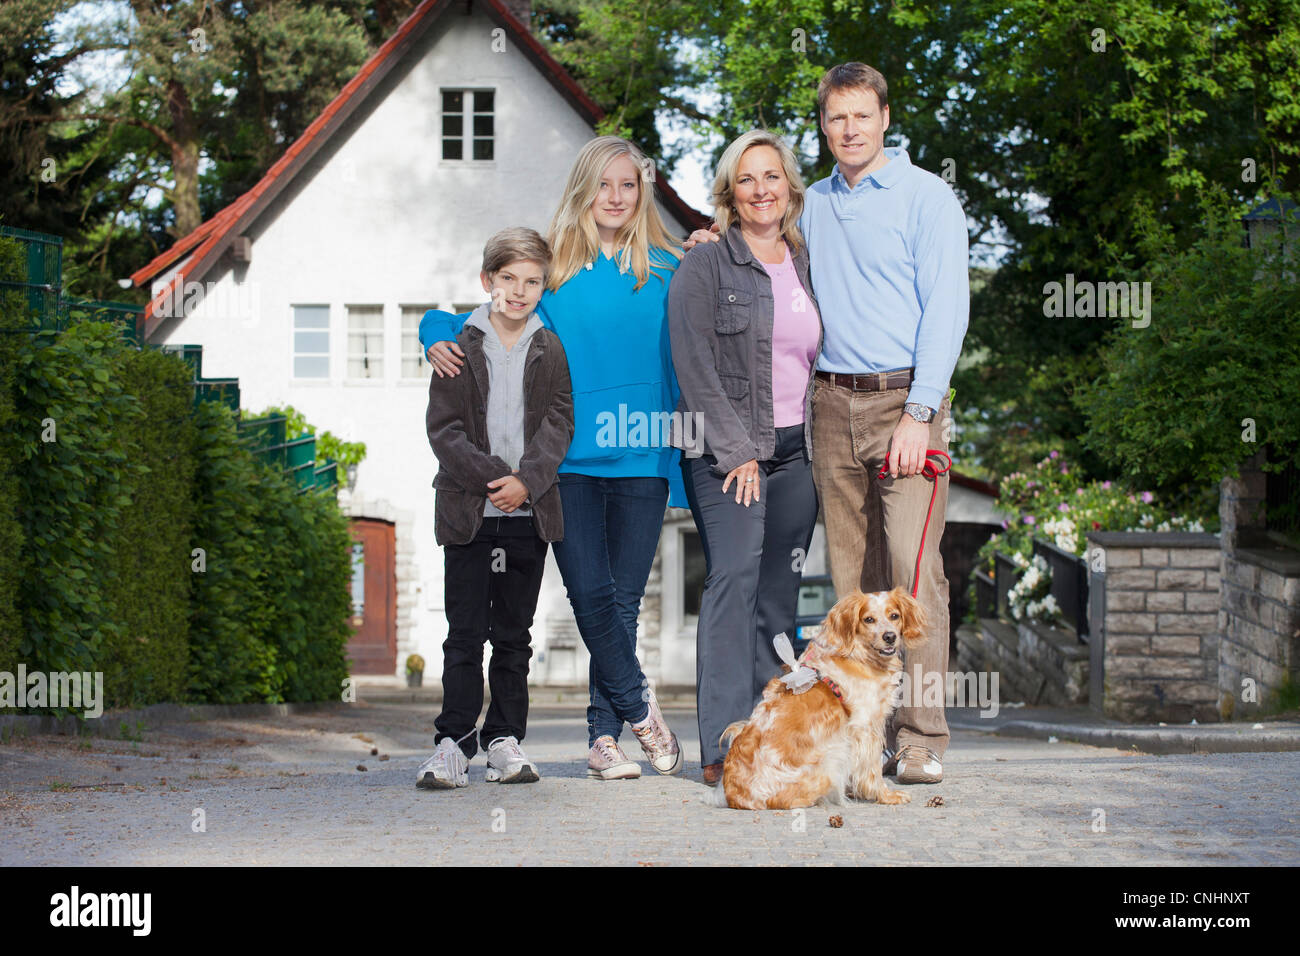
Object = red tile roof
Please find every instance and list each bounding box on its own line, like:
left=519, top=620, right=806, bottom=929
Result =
left=133, top=0, right=707, bottom=336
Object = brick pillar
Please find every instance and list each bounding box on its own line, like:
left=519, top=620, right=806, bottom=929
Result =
left=1088, top=532, right=1222, bottom=722
left=1219, top=451, right=1268, bottom=554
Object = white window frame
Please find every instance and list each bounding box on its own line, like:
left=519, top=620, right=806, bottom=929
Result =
left=400, top=305, right=434, bottom=380
left=440, top=88, right=495, bottom=163
left=292, top=304, right=331, bottom=380
left=346, top=304, right=386, bottom=382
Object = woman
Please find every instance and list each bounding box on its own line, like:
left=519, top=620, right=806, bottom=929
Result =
left=667, top=130, right=823, bottom=784
left=421, top=136, right=685, bottom=780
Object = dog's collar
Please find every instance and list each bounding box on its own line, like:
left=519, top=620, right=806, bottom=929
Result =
left=799, top=642, right=849, bottom=710
left=819, top=673, right=845, bottom=701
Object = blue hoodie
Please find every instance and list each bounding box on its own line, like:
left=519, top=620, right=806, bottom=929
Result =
left=421, top=248, right=687, bottom=507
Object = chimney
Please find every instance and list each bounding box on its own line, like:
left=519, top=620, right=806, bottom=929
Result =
left=498, top=0, right=532, bottom=26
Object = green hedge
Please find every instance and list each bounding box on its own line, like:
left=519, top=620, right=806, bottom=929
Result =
left=98, top=346, right=196, bottom=706
left=186, top=401, right=280, bottom=703
left=1, top=296, right=355, bottom=712
left=0, top=235, right=26, bottom=672
left=13, top=320, right=136, bottom=676
left=187, top=402, right=351, bottom=705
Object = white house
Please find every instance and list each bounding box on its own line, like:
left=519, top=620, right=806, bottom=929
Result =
left=132, top=0, right=1000, bottom=689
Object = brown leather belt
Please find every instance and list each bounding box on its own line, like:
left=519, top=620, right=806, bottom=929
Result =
left=815, top=369, right=914, bottom=392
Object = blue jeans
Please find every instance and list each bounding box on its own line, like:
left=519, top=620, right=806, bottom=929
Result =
left=551, top=474, right=665, bottom=744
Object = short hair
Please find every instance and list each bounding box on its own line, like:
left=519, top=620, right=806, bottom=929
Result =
left=482, top=227, right=551, bottom=279
left=817, top=62, right=889, bottom=118
left=710, top=129, right=808, bottom=255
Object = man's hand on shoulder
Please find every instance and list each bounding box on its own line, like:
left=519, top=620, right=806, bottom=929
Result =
left=887, top=413, right=931, bottom=478
left=682, top=222, right=722, bottom=252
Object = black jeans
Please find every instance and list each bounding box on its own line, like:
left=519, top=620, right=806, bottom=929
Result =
left=682, top=424, right=819, bottom=766
left=435, top=516, right=548, bottom=759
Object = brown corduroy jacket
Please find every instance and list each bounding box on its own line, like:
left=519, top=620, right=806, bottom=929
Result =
left=425, top=322, right=574, bottom=545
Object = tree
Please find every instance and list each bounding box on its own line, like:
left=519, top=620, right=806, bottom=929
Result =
left=3, top=1, right=373, bottom=299
left=537, top=0, right=1300, bottom=484
left=0, top=0, right=112, bottom=237
left=1076, top=189, right=1299, bottom=508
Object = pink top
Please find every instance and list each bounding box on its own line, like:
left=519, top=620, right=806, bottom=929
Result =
left=760, top=247, right=820, bottom=427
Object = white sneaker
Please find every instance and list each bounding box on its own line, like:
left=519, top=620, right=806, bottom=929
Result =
left=416, top=738, right=469, bottom=790
left=484, top=736, right=540, bottom=784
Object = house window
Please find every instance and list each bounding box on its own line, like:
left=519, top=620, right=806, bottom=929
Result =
left=452, top=302, right=481, bottom=315
left=293, top=305, right=330, bottom=378
left=347, top=305, right=384, bottom=379
left=441, top=89, right=494, bottom=161
left=401, top=306, right=433, bottom=378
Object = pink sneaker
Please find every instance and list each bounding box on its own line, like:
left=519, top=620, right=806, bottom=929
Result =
left=630, top=690, right=683, bottom=775
left=587, top=735, right=641, bottom=780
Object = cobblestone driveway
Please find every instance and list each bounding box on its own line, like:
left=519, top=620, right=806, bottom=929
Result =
left=2, top=702, right=1296, bottom=865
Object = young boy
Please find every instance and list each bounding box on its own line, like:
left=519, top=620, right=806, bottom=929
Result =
left=417, top=227, right=573, bottom=789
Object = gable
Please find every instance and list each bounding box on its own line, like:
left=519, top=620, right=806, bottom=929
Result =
left=136, top=0, right=704, bottom=339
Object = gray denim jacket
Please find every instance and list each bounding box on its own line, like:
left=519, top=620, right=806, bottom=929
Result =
left=667, top=224, right=823, bottom=473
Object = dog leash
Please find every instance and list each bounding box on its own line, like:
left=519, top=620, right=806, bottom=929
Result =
left=876, top=449, right=952, bottom=598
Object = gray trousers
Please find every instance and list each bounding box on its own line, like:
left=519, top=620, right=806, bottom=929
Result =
left=683, top=424, right=820, bottom=767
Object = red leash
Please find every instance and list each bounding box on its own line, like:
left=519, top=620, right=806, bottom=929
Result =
left=876, top=450, right=952, bottom=598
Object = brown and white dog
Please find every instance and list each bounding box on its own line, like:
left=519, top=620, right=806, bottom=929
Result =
left=712, top=587, right=928, bottom=810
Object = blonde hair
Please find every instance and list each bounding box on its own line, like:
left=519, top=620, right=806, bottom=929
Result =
left=483, top=226, right=551, bottom=280
left=710, top=130, right=807, bottom=255
left=546, top=136, right=683, bottom=291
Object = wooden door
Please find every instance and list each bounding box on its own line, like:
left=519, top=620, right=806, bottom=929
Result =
left=346, top=519, right=397, bottom=674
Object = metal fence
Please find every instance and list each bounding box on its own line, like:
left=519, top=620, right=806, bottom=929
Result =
left=0, top=226, right=144, bottom=345
left=236, top=415, right=339, bottom=494
left=1266, top=457, right=1300, bottom=542
left=973, top=541, right=1090, bottom=642
left=2, top=226, right=337, bottom=493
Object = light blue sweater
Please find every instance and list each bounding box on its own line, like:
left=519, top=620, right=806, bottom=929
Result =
left=800, top=147, right=970, bottom=411
left=420, top=249, right=687, bottom=507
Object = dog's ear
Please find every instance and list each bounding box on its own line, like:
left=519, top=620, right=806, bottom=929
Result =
left=891, top=587, right=928, bottom=647
left=820, top=590, right=865, bottom=653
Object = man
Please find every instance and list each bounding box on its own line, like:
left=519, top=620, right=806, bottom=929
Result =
left=687, top=62, right=969, bottom=784
left=804, top=63, right=968, bottom=784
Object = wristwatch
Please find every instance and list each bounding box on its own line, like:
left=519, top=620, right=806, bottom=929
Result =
left=903, top=403, right=935, bottom=424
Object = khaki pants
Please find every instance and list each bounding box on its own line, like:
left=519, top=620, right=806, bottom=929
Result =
left=810, top=379, right=951, bottom=758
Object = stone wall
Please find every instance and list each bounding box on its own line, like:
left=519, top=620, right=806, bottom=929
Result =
left=954, top=618, right=1088, bottom=706
left=1217, top=463, right=1300, bottom=716
left=1086, top=532, right=1222, bottom=722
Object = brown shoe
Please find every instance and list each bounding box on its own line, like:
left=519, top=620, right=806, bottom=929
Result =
left=702, top=762, right=723, bottom=786
left=895, top=745, right=943, bottom=784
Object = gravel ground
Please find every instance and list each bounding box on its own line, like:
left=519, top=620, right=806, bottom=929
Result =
left=2, top=700, right=1297, bottom=866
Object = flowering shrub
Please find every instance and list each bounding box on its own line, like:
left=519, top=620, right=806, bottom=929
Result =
left=1006, top=554, right=1062, bottom=624
left=973, top=451, right=1217, bottom=625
